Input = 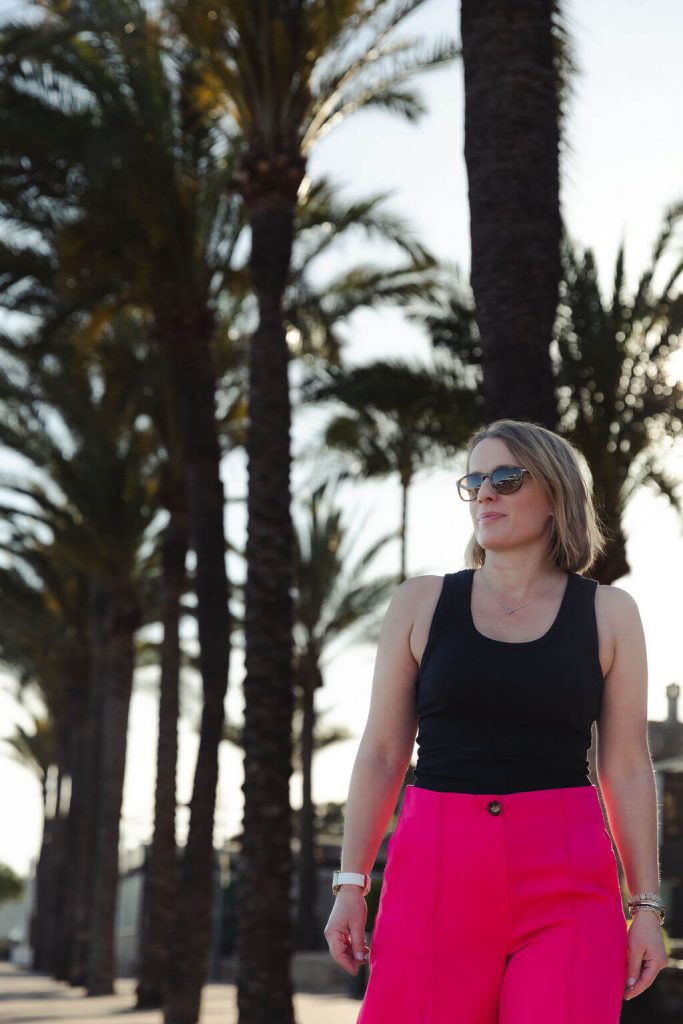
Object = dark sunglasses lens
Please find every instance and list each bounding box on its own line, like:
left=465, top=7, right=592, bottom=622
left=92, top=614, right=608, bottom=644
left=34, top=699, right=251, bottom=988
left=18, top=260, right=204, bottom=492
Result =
left=491, top=467, right=524, bottom=493
left=458, top=473, right=483, bottom=500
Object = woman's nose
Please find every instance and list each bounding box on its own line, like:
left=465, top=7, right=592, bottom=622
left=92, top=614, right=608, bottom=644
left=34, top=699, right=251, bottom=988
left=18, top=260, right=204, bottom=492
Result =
left=477, top=477, right=497, bottom=499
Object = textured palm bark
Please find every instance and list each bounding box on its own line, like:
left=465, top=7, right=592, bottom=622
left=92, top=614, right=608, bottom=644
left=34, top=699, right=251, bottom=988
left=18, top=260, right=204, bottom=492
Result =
left=399, top=477, right=408, bottom=584
left=136, top=482, right=187, bottom=1008
left=461, top=0, right=561, bottom=428
left=162, top=313, right=230, bottom=1024
left=69, top=582, right=106, bottom=987
left=29, top=777, right=52, bottom=972
left=35, top=766, right=68, bottom=974
left=237, top=199, right=296, bottom=1024
left=87, top=581, right=141, bottom=995
left=52, top=652, right=89, bottom=981
left=65, top=734, right=95, bottom=987
left=295, top=666, right=322, bottom=951
left=53, top=718, right=84, bottom=981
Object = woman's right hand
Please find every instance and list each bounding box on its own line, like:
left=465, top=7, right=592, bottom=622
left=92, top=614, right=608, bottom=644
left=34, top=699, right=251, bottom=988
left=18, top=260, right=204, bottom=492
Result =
left=323, top=888, right=370, bottom=975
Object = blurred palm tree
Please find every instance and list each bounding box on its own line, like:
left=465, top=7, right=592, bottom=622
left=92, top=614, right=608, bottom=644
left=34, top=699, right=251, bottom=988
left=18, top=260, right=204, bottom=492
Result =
left=413, top=214, right=683, bottom=581
left=0, top=0, right=237, bottom=1002
left=299, top=352, right=480, bottom=580
left=1, top=710, right=59, bottom=968
left=0, top=518, right=91, bottom=978
left=132, top=367, right=190, bottom=1011
left=0, top=317, right=160, bottom=992
left=0, top=7, right=453, bottom=1006
left=460, top=0, right=578, bottom=426
left=554, top=210, right=683, bottom=582
left=289, top=480, right=399, bottom=949
left=1, top=716, right=55, bottom=808
left=163, top=2, right=461, bottom=1016
left=221, top=476, right=402, bottom=948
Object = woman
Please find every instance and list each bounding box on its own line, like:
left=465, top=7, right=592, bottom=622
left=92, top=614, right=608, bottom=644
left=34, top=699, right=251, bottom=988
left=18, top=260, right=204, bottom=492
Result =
left=324, top=419, right=668, bottom=1023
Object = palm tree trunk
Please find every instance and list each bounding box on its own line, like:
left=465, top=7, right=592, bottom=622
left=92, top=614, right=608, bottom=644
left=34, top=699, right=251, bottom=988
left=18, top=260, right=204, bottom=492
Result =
left=399, top=477, right=408, bottom=583
left=53, top=661, right=89, bottom=981
left=295, top=667, right=321, bottom=950
left=69, top=583, right=106, bottom=987
left=237, top=200, right=296, bottom=1023
left=160, top=309, right=231, bottom=1024
left=30, top=776, right=51, bottom=971
left=42, top=761, right=68, bottom=976
left=461, top=0, right=561, bottom=428
left=65, top=734, right=95, bottom=986
left=87, top=580, right=141, bottom=995
left=137, top=481, right=188, bottom=1008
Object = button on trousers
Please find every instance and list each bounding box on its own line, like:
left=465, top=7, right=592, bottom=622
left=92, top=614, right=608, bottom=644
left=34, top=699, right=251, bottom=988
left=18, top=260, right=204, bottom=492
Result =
left=356, top=783, right=628, bottom=1024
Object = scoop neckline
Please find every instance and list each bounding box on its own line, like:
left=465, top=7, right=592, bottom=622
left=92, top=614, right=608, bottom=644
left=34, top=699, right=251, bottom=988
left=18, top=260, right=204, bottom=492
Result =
left=465, top=568, right=574, bottom=648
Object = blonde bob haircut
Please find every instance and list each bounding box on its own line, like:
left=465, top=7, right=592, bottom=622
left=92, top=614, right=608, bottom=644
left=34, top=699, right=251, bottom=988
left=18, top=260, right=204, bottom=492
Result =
left=462, top=419, right=608, bottom=575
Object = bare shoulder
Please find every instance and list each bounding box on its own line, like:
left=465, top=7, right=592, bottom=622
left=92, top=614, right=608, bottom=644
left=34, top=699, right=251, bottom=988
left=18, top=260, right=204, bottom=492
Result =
left=399, top=573, right=445, bottom=603
left=593, top=583, right=649, bottom=778
left=387, top=573, right=444, bottom=617
left=594, top=580, right=642, bottom=625
left=356, top=575, right=445, bottom=768
left=593, top=581, right=644, bottom=678
left=401, top=574, right=447, bottom=669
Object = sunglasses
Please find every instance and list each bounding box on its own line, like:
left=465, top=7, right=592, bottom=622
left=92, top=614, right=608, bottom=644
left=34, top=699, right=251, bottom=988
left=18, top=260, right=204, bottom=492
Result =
left=456, top=466, right=530, bottom=501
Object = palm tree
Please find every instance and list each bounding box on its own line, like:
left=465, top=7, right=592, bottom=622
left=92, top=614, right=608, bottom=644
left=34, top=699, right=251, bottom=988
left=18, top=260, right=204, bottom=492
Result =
left=135, top=387, right=190, bottom=1009
left=0, top=318, right=160, bottom=993
left=300, top=357, right=479, bottom=580
left=289, top=479, right=400, bottom=949
left=0, top=3, right=236, bottom=1004
left=0, top=473, right=91, bottom=979
left=1, top=711, right=58, bottom=968
left=460, top=0, right=578, bottom=426
left=555, top=211, right=683, bottom=582
left=1, top=3, right=461, bottom=1015
left=162, top=3, right=461, bottom=1014
left=0, top=12, right=454, bottom=1011
left=413, top=213, right=683, bottom=581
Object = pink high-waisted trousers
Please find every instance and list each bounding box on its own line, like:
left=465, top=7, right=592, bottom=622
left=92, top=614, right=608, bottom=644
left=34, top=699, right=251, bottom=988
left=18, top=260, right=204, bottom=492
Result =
left=356, top=783, right=629, bottom=1024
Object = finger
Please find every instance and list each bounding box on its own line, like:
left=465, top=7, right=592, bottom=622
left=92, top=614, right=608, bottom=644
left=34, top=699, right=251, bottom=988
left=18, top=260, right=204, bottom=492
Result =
left=350, top=924, right=369, bottom=966
left=326, top=927, right=352, bottom=963
left=328, top=927, right=365, bottom=974
left=624, top=961, right=660, bottom=999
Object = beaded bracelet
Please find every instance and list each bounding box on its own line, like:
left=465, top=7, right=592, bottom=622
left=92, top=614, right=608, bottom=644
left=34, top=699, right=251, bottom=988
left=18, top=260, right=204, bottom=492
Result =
left=627, top=890, right=665, bottom=925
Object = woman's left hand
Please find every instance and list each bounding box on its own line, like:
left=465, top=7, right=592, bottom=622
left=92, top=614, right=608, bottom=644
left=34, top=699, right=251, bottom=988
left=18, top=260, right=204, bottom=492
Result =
left=623, top=911, right=668, bottom=1000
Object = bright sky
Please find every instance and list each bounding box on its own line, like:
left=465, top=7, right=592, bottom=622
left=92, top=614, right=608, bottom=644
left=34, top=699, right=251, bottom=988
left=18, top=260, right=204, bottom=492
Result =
left=1, top=0, right=683, bottom=876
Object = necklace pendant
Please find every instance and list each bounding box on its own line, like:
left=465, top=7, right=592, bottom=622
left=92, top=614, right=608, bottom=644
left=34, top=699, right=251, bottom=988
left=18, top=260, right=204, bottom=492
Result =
left=503, top=606, right=514, bottom=615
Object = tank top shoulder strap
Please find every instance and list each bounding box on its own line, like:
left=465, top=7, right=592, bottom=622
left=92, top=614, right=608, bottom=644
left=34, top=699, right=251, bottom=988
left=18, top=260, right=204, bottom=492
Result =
left=418, top=570, right=469, bottom=675
left=563, top=570, right=598, bottom=625
left=559, top=572, right=602, bottom=676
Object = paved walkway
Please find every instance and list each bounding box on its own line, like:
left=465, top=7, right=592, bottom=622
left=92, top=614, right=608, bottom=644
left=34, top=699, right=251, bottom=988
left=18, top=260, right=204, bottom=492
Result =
left=0, top=963, right=360, bottom=1024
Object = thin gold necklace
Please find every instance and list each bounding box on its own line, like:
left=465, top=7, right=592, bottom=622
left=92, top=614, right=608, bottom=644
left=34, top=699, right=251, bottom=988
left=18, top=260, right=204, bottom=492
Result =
left=477, top=568, right=565, bottom=616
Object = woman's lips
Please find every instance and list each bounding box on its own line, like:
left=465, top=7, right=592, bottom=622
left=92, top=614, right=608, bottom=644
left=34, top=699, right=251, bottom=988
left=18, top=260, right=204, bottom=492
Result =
left=478, top=513, right=505, bottom=521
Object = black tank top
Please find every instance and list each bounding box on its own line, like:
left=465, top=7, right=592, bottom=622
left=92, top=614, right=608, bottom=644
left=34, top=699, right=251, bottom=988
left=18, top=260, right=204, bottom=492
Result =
left=413, top=568, right=604, bottom=794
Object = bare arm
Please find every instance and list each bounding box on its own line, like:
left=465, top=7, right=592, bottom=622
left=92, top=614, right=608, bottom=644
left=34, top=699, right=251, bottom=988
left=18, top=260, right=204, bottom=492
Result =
left=339, top=750, right=408, bottom=876
left=596, top=586, right=669, bottom=1000
left=337, top=577, right=423, bottom=884
left=324, top=578, right=424, bottom=974
left=596, top=585, right=659, bottom=895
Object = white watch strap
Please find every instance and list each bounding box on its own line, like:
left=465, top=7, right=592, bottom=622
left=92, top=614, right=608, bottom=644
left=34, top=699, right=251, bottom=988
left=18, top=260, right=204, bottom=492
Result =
left=336, top=871, right=366, bottom=886
left=333, top=870, right=370, bottom=894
